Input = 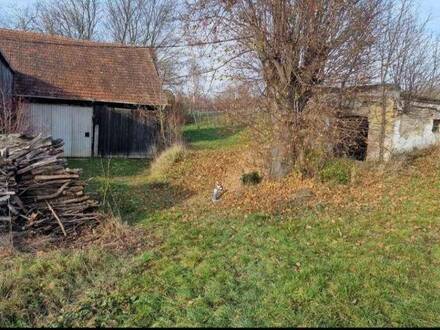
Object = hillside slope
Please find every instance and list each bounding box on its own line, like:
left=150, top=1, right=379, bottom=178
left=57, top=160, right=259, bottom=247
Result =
left=1, top=123, right=440, bottom=327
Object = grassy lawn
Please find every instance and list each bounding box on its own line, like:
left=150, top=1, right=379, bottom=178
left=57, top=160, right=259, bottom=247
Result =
left=67, top=157, right=190, bottom=224
left=1, top=123, right=440, bottom=327
left=183, top=123, right=245, bottom=150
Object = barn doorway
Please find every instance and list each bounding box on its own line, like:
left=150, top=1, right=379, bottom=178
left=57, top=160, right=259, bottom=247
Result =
left=334, top=116, right=369, bottom=161
left=94, top=106, right=160, bottom=158
left=28, top=103, right=93, bottom=157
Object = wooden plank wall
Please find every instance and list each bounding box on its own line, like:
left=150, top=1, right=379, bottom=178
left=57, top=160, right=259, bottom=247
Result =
left=94, top=105, right=160, bottom=158
left=0, top=55, right=13, bottom=103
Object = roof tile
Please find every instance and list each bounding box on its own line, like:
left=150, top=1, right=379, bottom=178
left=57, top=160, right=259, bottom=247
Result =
left=0, top=29, right=167, bottom=106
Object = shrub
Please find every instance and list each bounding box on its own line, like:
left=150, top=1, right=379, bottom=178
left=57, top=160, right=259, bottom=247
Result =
left=297, top=147, right=329, bottom=178
left=149, top=144, right=185, bottom=179
left=241, top=171, right=262, bottom=185
left=319, top=159, right=353, bottom=185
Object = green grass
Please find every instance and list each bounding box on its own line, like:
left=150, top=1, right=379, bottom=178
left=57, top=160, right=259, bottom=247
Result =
left=319, top=158, right=354, bottom=185
left=68, top=158, right=150, bottom=178
left=183, top=123, right=245, bottom=150
left=2, top=124, right=440, bottom=327
left=66, top=157, right=191, bottom=225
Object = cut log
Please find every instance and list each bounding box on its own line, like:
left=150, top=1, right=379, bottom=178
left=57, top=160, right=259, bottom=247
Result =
left=36, top=182, right=70, bottom=201
left=0, top=134, right=99, bottom=242
left=34, top=174, right=80, bottom=181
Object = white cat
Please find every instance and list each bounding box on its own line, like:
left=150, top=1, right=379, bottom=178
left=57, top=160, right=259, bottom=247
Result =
left=212, top=181, right=225, bottom=203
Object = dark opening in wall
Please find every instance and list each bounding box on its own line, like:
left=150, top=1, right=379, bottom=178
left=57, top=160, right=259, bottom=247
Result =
left=334, top=116, right=369, bottom=161
left=432, top=119, right=440, bottom=133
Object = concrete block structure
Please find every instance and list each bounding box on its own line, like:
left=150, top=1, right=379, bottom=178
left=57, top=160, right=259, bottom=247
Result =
left=337, top=85, right=440, bottom=161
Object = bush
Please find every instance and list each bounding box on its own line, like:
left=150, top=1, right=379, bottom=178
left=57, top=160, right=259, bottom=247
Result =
left=297, top=147, right=329, bottom=178
left=241, top=171, right=262, bottom=186
left=149, top=144, right=185, bottom=179
left=319, top=159, right=353, bottom=185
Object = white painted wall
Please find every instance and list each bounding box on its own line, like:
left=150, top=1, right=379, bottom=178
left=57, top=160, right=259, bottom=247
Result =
left=28, top=103, right=93, bottom=157
left=392, top=110, right=440, bottom=153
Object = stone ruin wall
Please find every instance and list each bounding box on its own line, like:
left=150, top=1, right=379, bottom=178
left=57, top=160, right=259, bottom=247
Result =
left=342, top=86, right=440, bottom=161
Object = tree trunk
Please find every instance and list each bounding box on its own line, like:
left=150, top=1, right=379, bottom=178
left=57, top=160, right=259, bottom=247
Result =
left=269, top=114, right=295, bottom=179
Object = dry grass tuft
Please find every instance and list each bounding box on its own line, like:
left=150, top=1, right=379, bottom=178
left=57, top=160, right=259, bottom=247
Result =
left=1, top=216, right=157, bottom=258
left=149, top=144, right=186, bottom=180
left=63, top=216, right=159, bottom=253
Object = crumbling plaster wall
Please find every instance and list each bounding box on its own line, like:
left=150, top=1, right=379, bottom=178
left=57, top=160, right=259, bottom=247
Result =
left=345, top=86, right=440, bottom=160
left=392, top=99, right=440, bottom=154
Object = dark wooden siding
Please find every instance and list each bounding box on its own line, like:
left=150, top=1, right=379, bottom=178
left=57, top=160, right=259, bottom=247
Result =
left=0, top=54, right=13, bottom=103
left=94, top=105, right=160, bottom=158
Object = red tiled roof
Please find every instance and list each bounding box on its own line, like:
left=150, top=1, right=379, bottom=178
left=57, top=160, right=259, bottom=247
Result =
left=0, top=28, right=166, bottom=106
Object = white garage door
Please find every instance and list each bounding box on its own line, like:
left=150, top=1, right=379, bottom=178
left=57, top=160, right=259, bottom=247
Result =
left=28, top=103, right=93, bottom=157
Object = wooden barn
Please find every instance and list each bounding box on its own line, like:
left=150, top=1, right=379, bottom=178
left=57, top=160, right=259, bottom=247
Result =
left=0, top=49, right=13, bottom=104
left=0, top=28, right=167, bottom=158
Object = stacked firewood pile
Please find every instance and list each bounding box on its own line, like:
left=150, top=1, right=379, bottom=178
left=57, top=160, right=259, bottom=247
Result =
left=0, top=134, right=99, bottom=244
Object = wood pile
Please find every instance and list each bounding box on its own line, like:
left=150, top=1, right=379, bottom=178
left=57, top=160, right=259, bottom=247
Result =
left=0, top=134, right=99, bottom=244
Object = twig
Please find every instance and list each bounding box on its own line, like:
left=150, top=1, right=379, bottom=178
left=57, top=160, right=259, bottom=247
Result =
left=46, top=201, right=67, bottom=237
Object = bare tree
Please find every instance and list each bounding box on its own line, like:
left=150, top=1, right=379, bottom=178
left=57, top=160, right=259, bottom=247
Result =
left=13, top=5, right=41, bottom=31
left=13, top=0, right=101, bottom=40
left=105, top=0, right=183, bottom=87
left=106, top=0, right=146, bottom=45
left=188, top=0, right=383, bottom=178
left=370, top=0, right=440, bottom=159
left=0, top=3, right=39, bottom=31
left=40, top=0, right=101, bottom=40
left=375, top=0, right=440, bottom=96
left=106, top=0, right=176, bottom=46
